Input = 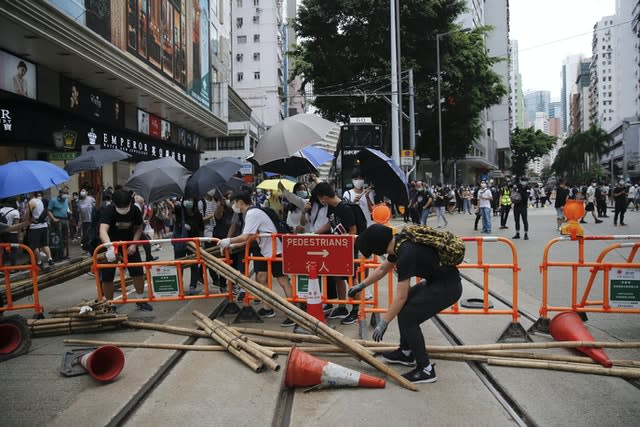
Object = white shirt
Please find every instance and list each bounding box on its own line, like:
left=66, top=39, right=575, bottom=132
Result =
left=243, top=208, right=282, bottom=257
left=309, top=203, right=328, bottom=233
left=343, top=189, right=374, bottom=227
left=586, top=185, right=596, bottom=203
left=0, top=206, right=20, bottom=233
left=198, top=199, right=217, bottom=237
left=478, top=188, right=492, bottom=209
left=28, top=198, right=48, bottom=230
left=628, top=186, right=637, bottom=199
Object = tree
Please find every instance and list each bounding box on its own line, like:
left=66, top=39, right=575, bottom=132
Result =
left=551, top=125, right=611, bottom=182
left=509, top=127, right=556, bottom=177
left=290, top=0, right=507, bottom=163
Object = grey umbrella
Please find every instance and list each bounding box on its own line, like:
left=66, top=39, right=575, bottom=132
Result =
left=64, top=149, right=131, bottom=175
left=124, top=157, right=191, bottom=203
left=185, top=157, right=244, bottom=198
left=252, top=114, right=337, bottom=165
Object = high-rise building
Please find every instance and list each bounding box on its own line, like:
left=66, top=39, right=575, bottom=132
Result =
left=590, top=16, right=617, bottom=131
left=561, top=54, right=584, bottom=134
left=570, top=59, right=592, bottom=133
left=510, top=40, right=526, bottom=129
left=615, top=0, right=639, bottom=123
left=232, top=0, right=285, bottom=127
left=524, top=90, right=550, bottom=127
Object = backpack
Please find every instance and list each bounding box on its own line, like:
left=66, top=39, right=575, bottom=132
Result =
left=30, top=199, right=49, bottom=224
left=0, top=208, right=15, bottom=225
left=393, top=224, right=465, bottom=267
left=248, top=206, right=292, bottom=234
left=340, top=200, right=368, bottom=235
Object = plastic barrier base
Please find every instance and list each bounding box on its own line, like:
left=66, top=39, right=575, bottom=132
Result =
left=60, top=347, right=96, bottom=377
left=578, top=312, right=588, bottom=322
left=528, top=317, right=551, bottom=335
left=233, top=305, right=264, bottom=324
left=211, top=299, right=241, bottom=319
left=497, top=322, right=532, bottom=343
left=460, top=298, right=494, bottom=309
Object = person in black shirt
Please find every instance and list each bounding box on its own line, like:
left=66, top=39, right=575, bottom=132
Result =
left=173, top=196, right=204, bottom=294
left=99, top=189, right=151, bottom=311
left=511, top=178, right=530, bottom=240
left=351, top=224, right=462, bottom=384
left=314, top=182, right=360, bottom=325
left=613, top=180, right=628, bottom=226
left=554, top=179, right=570, bottom=231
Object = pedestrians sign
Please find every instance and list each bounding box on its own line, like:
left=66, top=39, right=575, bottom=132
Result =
left=282, top=234, right=354, bottom=276
left=609, top=269, right=640, bottom=308
left=151, top=265, right=179, bottom=297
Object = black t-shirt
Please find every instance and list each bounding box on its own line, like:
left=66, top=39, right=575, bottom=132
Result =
left=391, top=241, right=458, bottom=282
left=413, top=191, right=432, bottom=210
left=99, top=204, right=143, bottom=242
left=433, top=189, right=447, bottom=207
left=555, top=187, right=570, bottom=208
left=327, top=201, right=355, bottom=235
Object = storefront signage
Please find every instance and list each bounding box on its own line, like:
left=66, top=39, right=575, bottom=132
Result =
left=60, top=76, right=123, bottom=128
left=1, top=108, right=12, bottom=132
left=48, top=152, right=79, bottom=161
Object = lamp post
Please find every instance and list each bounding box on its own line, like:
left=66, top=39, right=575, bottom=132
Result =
left=436, top=28, right=470, bottom=186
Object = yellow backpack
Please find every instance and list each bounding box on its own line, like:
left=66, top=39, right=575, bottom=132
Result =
left=394, top=224, right=465, bottom=266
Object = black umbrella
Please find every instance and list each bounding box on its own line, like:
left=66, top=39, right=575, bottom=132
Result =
left=125, top=157, right=191, bottom=203
left=356, top=148, right=409, bottom=205
left=64, top=149, right=131, bottom=175
left=185, top=157, right=244, bottom=198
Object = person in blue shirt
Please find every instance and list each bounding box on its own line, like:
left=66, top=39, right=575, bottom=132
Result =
left=48, top=188, right=70, bottom=260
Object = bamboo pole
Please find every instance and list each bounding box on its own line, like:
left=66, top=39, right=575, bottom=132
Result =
left=189, top=242, right=418, bottom=391
left=460, top=350, right=640, bottom=368
left=487, top=357, right=640, bottom=378
left=65, top=339, right=226, bottom=351
left=124, top=320, right=210, bottom=338
left=211, top=319, right=277, bottom=360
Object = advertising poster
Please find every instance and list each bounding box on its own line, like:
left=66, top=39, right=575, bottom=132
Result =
left=84, top=0, right=111, bottom=41
left=149, top=113, right=162, bottom=138
left=148, top=0, right=162, bottom=68
left=161, top=119, right=171, bottom=140
left=137, top=109, right=149, bottom=134
left=0, top=51, right=37, bottom=100
left=60, top=76, right=123, bottom=127
left=187, top=0, right=210, bottom=108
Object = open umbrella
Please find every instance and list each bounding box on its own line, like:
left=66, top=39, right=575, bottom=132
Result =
left=64, top=149, right=131, bottom=175
left=253, top=145, right=334, bottom=177
left=356, top=148, right=409, bottom=205
left=185, top=157, right=244, bottom=198
left=257, top=178, right=295, bottom=192
left=124, top=157, right=191, bottom=203
left=252, top=114, right=337, bottom=165
left=0, top=161, right=69, bottom=198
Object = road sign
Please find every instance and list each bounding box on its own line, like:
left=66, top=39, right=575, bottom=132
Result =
left=609, top=269, right=640, bottom=308
left=282, top=234, right=354, bottom=276
left=400, top=149, right=414, bottom=167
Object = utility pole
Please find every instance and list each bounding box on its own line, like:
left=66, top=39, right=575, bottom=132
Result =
left=408, top=68, right=416, bottom=179
left=390, top=0, right=400, bottom=166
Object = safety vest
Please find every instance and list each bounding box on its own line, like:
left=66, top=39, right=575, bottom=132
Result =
left=500, top=188, right=511, bottom=206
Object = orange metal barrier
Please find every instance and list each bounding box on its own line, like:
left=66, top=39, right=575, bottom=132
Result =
left=532, top=234, right=640, bottom=333
left=360, top=236, right=528, bottom=342
left=0, top=243, right=42, bottom=316
left=92, top=238, right=235, bottom=308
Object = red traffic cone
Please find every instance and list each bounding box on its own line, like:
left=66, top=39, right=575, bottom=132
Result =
left=78, top=345, right=125, bottom=382
left=549, top=312, right=612, bottom=368
left=305, top=264, right=326, bottom=324
left=284, top=346, right=385, bottom=389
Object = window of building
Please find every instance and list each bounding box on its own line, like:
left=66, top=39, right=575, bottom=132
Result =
left=253, top=0, right=259, bottom=5
left=253, top=34, right=260, bottom=42
left=253, top=52, right=260, bottom=61
left=236, top=17, right=243, bottom=28
left=236, top=0, right=242, bottom=6
left=236, top=53, right=243, bottom=62
left=237, top=35, right=247, bottom=44
left=218, top=137, right=245, bottom=150
left=254, top=71, right=260, bottom=79
left=253, top=15, right=260, bottom=24
left=237, top=72, right=244, bottom=81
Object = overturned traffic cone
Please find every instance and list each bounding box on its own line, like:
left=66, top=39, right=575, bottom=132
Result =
left=284, top=346, right=385, bottom=390
left=549, top=312, right=612, bottom=368
left=305, top=264, right=326, bottom=324
left=78, top=345, right=125, bottom=382
left=0, top=315, right=31, bottom=362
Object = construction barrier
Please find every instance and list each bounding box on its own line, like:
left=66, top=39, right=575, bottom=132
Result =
left=531, top=234, right=640, bottom=334
left=92, top=238, right=236, bottom=314
left=0, top=243, right=42, bottom=316
left=360, top=236, right=528, bottom=342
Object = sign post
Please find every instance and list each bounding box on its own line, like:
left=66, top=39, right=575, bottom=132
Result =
left=282, top=235, right=354, bottom=277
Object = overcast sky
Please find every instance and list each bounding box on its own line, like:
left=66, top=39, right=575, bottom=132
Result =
left=509, top=0, right=616, bottom=100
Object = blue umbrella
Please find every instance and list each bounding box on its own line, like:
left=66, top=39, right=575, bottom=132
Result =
left=300, top=145, right=333, bottom=167
left=254, top=145, right=334, bottom=177
left=0, top=161, right=70, bottom=198
left=356, top=148, right=409, bottom=205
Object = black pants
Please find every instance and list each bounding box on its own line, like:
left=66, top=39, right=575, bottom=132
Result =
left=398, top=274, right=462, bottom=368
left=597, top=199, right=607, bottom=217
left=513, top=204, right=528, bottom=232
left=500, top=205, right=511, bottom=227
left=614, top=205, right=626, bottom=225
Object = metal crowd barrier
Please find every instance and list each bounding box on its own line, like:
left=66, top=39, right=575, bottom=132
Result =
left=0, top=243, right=42, bottom=316
left=531, top=234, right=640, bottom=333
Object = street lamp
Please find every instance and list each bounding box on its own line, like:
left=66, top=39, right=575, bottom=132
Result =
left=436, top=28, right=470, bottom=185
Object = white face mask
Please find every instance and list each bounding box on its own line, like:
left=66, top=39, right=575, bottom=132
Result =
left=352, top=179, right=364, bottom=189
left=80, top=191, right=87, bottom=197
left=115, top=206, right=130, bottom=215
left=232, top=205, right=241, bottom=214
left=480, top=183, right=487, bottom=188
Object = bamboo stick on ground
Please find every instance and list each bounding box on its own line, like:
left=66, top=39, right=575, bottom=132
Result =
left=190, top=242, right=418, bottom=391
left=124, top=320, right=210, bottom=338
left=487, top=357, right=640, bottom=378
left=195, top=319, right=264, bottom=373
left=211, top=319, right=277, bottom=360
left=65, top=339, right=226, bottom=351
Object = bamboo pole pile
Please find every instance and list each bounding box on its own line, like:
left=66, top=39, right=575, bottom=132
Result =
left=188, top=242, right=418, bottom=391
left=28, top=313, right=128, bottom=336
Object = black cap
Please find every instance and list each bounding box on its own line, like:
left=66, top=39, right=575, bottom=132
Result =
left=356, top=224, right=394, bottom=257
left=112, top=189, right=132, bottom=208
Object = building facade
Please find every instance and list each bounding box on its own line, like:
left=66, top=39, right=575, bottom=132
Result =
left=523, top=90, right=550, bottom=128
left=509, top=39, right=525, bottom=130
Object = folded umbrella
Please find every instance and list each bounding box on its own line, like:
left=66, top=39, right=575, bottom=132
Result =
left=0, top=161, right=69, bottom=198
left=356, top=148, right=409, bottom=205
left=252, top=114, right=337, bottom=166
left=124, top=157, right=191, bottom=203
left=64, top=149, right=131, bottom=175
left=185, top=157, right=244, bottom=198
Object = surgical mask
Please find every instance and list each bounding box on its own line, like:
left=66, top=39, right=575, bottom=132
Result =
left=480, top=183, right=487, bottom=188
left=619, top=180, right=625, bottom=185
left=520, top=181, right=527, bottom=186
left=296, top=191, right=308, bottom=198
left=37, top=195, right=42, bottom=200
left=352, top=179, right=364, bottom=189
left=183, top=200, right=194, bottom=209
left=115, top=206, right=130, bottom=215
left=232, top=205, right=241, bottom=213
left=80, top=191, right=87, bottom=197
left=61, top=194, right=68, bottom=200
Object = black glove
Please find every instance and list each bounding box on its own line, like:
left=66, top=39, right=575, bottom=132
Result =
left=347, top=282, right=367, bottom=299
left=372, top=319, right=388, bottom=342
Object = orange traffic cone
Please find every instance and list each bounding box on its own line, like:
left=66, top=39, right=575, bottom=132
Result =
left=549, top=312, right=612, bottom=368
left=78, top=345, right=125, bottom=382
left=305, top=264, right=326, bottom=324
left=284, top=346, right=385, bottom=389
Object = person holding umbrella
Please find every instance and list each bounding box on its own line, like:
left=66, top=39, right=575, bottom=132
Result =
left=98, top=188, right=152, bottom=311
